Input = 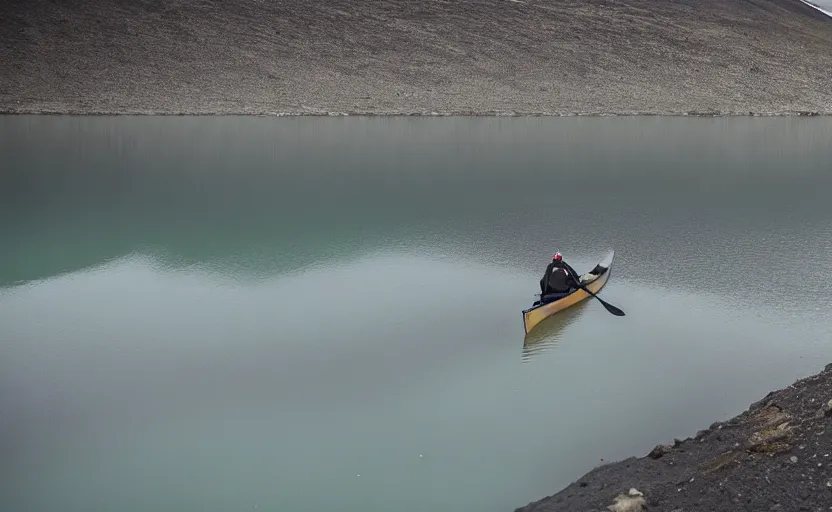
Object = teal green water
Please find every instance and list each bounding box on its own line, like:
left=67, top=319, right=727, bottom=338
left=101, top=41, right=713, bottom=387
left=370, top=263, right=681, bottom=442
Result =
left=2, top=116, right=832, bottom=512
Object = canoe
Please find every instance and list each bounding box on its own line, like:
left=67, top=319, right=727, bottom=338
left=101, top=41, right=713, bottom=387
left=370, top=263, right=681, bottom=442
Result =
left=522, top=250, right=615, bottom=335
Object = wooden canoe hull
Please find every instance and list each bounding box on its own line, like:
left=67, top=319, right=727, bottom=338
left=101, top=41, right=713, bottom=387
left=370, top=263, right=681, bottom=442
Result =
left=522, top=250, right=615, bottom=335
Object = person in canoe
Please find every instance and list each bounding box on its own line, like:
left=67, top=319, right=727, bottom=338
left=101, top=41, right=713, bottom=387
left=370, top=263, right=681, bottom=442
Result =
left=537, top=252, right=581, bottom=303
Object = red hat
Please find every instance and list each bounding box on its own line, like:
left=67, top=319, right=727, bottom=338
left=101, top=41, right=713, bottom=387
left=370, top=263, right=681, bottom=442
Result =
left=553, top=252, right=562, bottom=261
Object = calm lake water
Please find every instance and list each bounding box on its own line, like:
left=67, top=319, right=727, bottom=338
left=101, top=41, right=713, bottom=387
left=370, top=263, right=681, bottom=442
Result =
left=2, top=116, right=832, bottom=512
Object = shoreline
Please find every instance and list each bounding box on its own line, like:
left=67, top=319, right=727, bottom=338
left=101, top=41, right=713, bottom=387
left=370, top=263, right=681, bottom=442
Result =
left=800, top=0, right=832, bottom=17
left=514, top=362, right=832, bottom=511
left=1, top=110, right=829, bottom=117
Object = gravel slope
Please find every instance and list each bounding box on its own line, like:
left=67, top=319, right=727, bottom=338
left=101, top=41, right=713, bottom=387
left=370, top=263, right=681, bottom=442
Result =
left=515, top=363, right=832, bottom=512
left=1, top=0, right=831, bottom=115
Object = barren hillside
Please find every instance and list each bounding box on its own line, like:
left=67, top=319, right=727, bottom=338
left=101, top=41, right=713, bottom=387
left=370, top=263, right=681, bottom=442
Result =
left=1, top=0, right=831, bottom=115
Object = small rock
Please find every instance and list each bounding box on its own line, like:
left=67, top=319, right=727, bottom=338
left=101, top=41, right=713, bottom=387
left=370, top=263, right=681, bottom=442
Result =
left=649, top=443, right=672, bottom=459
left=748, top=422, right=794, bottom=454
left=791, top=456, right=799, bottom=464
left=826, top=479, right=832, bottom=487
left=818, top=399, right=832, bottom=418
left=607, top=488, right=647, bottom=512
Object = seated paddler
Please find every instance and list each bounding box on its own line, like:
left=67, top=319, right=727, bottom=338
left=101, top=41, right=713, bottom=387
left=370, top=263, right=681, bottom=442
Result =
left=538, top=252, right=580, bottom=302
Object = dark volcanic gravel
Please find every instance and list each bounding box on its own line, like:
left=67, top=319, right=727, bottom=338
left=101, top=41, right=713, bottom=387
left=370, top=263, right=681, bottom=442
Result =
left=1, top=0, right=831, bottom=115
left=514, top=362, right=832, bottom=512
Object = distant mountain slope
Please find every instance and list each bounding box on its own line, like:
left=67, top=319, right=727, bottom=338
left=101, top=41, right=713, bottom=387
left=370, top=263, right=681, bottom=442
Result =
left=1, top=0, right=831, bottom=115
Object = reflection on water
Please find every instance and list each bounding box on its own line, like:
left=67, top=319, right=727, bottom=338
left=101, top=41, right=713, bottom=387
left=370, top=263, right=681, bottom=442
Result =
left=522, top=300, right=591, bottom=361
left=2, top=115, right=832, bottom=512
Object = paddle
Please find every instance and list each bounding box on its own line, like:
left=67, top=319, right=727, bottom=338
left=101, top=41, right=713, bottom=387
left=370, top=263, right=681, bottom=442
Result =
left=568, top=271, right=625, bottom=317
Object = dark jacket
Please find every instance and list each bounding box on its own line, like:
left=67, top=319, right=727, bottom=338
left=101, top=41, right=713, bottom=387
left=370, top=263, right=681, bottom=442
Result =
left=540, top=260, right=579, bottom=294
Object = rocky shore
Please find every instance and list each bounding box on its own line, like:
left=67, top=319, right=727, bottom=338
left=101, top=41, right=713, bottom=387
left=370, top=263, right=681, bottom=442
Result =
left=2, top=0, right=832, bottom=116
left=514, top=362, right=832, bottom=512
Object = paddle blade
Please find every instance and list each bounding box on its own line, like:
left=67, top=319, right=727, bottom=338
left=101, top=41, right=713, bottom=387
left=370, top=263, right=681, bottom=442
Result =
left=597, top=298, right=625, bottom=316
